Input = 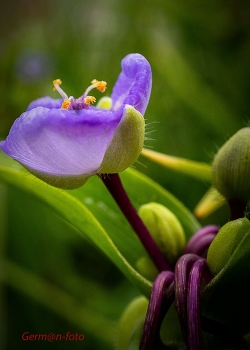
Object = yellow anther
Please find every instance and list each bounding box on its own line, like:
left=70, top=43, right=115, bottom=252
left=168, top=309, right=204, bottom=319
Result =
left=84, top=96, right=96, bottom=105
left=61, top=99, right=71, bottom=109
left=53, top=79, right=62, bottom=85
left=91, top=79, right=107, bottom=93
left=53, top=79, right=62, bottom=91
left=83, top=79, right=107, bottom=98
left=52, top=78, right=69, bottom=100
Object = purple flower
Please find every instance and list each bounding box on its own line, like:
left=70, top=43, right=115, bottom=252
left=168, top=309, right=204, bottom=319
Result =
left=0, top=53, right=152, bottom=189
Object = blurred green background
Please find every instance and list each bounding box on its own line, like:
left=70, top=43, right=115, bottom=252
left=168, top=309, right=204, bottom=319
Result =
left=0, top=0, right=250, bottom=348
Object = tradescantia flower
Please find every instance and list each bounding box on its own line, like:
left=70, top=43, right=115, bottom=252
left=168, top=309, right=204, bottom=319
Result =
left=0, top=53, right=151, bottom=189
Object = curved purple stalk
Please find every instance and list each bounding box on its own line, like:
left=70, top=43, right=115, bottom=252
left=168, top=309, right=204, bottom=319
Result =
left=187, top=258, right=208, bottom=350
left=174, top=254, right=201, bottom=342
left=140, top=271, right=175, bottom=350
left=185, top=225, right=219, bottom=257
left=101, top=173, right=170, bottom=271
left=185, top=225, right=219, bottom=253
left=187, top=233, right=217, bottom=257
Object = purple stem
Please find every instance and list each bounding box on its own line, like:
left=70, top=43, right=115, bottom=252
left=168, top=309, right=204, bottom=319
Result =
left=174, top=254, right=201, bottom=342
left=186, top=233, right=217, bottom=257
left=101, top=173, right=171, bottom=271
left=187, top=258, right=207, bottom=350
left=140, top=271, right=175, bottom=350
left=184, top=225, right=219, bottom=254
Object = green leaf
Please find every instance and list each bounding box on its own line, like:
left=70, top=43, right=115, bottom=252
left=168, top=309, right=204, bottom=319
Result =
left=0, top=151, right=200, bottom=295
left=5, top=184, right=139, bottom=345
left=0, top=152, right=151, bottom=296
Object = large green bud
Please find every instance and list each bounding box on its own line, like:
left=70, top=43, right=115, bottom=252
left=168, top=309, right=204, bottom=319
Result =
left=138, top=202, right=185, bottom=266
left=212, top=127, right=250, bottom=203
left=207, top=218, right=250, bottom=276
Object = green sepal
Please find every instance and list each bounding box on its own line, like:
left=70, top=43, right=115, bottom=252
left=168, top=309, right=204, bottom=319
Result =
left=207, top=218, right=250, bottom=275
left=99, top=105, right=145, bottom=173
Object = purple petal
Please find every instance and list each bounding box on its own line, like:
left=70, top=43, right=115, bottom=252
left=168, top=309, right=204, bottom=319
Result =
left=0, top=106, right=122, bottom=177
left=27, top=96, right=63, bottom=111
left=111, top=53, right=152, bottom=115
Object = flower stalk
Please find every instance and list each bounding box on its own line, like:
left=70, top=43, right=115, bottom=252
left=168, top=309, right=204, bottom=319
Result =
left=187, top=258, right=208, bottom=350
left=101, top=173, right=171, bottom=272
left=184, top=225, right=219, bottom=257
left=139, top=271, right=174, bottom=350
left=174, top=254, right=201, bottom=342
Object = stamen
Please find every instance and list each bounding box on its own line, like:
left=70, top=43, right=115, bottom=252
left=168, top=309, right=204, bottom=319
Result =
left=52, top=78, right=107, bottom=110
left=84, top=96, right=96, bottom=105
left=61, top=99, right=71, bottom=110
left=91, top=79, right=107, bottom=93
left=83, top=79, right=107, bottom=97
left=53, top=79, right=62, bottom=90
left=52, top=79, right=69, bottom=100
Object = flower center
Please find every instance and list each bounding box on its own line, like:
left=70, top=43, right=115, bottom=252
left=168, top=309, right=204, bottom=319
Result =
left=52, top=79, right=107, bottom=110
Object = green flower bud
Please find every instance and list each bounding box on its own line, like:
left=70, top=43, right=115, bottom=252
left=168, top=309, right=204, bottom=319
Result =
left=207, top=218, right=250, bottom=276
left=136, top=256, right=158, bottom=281
left=212, top=127, right=250, bottom=203
left=138, top=202, right=185, bottom=266
left=116, top=296, right=148, bottom=350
